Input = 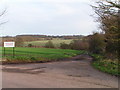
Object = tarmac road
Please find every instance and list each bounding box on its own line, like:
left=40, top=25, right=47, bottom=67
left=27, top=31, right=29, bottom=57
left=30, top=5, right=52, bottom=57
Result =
left=2, top=55, right=118, bottom=88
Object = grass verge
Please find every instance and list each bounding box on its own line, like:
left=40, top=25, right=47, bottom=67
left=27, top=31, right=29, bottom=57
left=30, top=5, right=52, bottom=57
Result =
left=1, top=47, right=86, bottom=64
left=92, top=59, right=120, bottom=76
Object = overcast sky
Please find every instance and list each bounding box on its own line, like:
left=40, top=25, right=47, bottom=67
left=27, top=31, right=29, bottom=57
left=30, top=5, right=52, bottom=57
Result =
left=0, top=0, right=98, bottom=36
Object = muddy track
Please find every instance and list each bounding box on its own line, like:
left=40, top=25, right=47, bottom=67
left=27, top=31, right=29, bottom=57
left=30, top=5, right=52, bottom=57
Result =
left=2, top=54, right=118, bottom=88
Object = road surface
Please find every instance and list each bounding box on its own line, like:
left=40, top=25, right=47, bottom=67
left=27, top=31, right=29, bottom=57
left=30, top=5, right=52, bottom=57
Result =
left=2, top=55, right=118, bottom=88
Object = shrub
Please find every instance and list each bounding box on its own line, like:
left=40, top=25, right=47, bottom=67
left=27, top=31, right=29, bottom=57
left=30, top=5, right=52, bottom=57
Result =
left=91, top=54, right=103, bottom=61
left=45, top=41, right=55, bottom=48
left=89, top=33, right=105, bottom=54
left=60, top=43, right=70, bottom=49
left=70, top=40, right=89, bottom=50
left=28, top=44, right=33, bottom=47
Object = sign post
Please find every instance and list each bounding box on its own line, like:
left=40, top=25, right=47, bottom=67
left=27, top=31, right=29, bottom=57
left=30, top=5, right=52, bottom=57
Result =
left=4, top=42, right=15, bottom=58
left=3, top=47, right=5, bottom=57
left=13, top=47, right=15, bottom=58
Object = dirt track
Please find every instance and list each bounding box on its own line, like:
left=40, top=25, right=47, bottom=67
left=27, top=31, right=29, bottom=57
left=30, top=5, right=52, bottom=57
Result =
left=2, top=55, right=118, bottom=88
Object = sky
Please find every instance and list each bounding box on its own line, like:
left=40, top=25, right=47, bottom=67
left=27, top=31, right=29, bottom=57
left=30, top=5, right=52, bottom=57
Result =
left=0, top=0, right=98, bottom=36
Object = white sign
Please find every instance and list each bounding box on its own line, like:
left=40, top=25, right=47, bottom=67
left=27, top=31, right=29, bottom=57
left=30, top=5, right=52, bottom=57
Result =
left=4, top=42, right=15, bottom=47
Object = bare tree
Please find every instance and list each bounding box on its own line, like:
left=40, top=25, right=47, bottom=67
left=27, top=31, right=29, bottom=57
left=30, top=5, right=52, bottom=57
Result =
left=0, top=9, right=7, bottom=26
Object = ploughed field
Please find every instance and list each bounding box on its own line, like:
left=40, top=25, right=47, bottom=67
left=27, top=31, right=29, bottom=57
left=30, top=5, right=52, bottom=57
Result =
left=0, top=47, right=84, bottom=63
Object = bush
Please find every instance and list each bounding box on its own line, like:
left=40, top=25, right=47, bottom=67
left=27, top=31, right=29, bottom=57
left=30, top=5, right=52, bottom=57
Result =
left=89, top=33, right=105, bottom=54
left=60, top=40, right=89, bottom=50
left=45, top=41, right=55, bottom=48
left=70, top=40, right=89, bottom=50
left=60, top=43, right=70, bottom=49
left=28, top=44, right=33, bottom=47
left=90, top=54, right=103, bottom=61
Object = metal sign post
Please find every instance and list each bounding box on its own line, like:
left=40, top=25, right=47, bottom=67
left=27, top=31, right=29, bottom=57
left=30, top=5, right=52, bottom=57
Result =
left=13, top=47, right=15, bottom=58
left=3, top=47, right=5, bottom=57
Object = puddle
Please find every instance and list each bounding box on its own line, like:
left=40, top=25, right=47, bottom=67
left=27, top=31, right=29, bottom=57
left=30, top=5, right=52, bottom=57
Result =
left=2, top=67, right=46, bottom=74
left=67, top=74, right=90, bottom=77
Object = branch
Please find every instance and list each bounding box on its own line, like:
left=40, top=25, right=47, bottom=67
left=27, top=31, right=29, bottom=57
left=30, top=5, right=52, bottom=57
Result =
left=0, top=9, right=7, bottom=26
left=106, top=1, right=120, bottom=9
left=0, top=9, right=6, bottom=17
left=0, top=21, right=8, bottom=26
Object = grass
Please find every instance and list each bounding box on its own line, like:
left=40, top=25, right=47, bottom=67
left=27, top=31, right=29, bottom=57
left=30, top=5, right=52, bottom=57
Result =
left=92, top=58, right=120, bottom=76
left=90, top=53, right=119, bottom=76
left=1, top=47, right=85, bottom=64
left=90, top=54, right=104, bottom=61
left=24, top=39, right=72, bottom=48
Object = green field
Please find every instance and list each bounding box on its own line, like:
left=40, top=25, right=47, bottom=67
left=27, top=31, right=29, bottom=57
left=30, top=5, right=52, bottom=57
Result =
left=1, top=47, right=85, bottom=63
left=24, top=39, right=72, bottom=47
